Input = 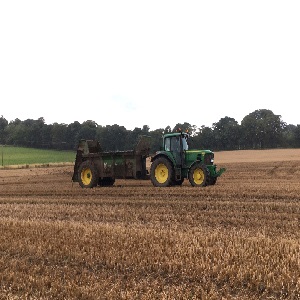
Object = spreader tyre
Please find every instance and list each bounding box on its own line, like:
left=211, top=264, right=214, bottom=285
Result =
left=150, top=157, right=174, bottom=187
left=188, top=163, right=209, bottom=187
left=78, top=161, right=99, bottom=188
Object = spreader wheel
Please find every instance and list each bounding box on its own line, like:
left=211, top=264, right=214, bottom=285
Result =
left=188, top=163, right=209, bottom=187
left=150, top=157, right=174, bottom=187
left=78, top=161, right=99, bottom=188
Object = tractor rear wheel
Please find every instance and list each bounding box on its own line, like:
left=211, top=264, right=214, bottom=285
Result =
left=78, top=161, right=99, bottom=188
left=150, top=157, right=174, bottom=187
left=188, top=163, right=209, bottom=187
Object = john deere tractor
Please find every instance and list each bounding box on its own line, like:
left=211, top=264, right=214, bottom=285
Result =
left=72, top=132, right=225, bottom=188
left=150, top=132, right=225, bottom=187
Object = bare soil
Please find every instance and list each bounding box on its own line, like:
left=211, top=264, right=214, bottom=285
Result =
left=0, top=149, right=299, bottom=299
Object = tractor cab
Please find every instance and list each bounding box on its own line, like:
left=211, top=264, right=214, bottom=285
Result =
left=163, top=132, right=188, bottom=152
left=163, top=132, right=188, bottom=167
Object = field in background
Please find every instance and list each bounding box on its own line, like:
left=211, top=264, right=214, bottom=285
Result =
left=2, top=146, right=300, bottom=167
left=0, top=146, right=75, bottom=167
left=0, top=149, right=300, bottom=299
left=144, top=148, right=300, bottom=169
left=216, top=148, right=300, bottom=163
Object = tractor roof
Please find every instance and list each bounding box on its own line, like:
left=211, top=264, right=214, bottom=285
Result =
left=163, top=132, right=188, bottom=138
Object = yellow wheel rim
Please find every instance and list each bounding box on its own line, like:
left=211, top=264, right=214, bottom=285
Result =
left=81, top=167, right=92, bottom=186
left=155, top=163, right=169, bottom=184
left=193, top=168, right=205, bottom=185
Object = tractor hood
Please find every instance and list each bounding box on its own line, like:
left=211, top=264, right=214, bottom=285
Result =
left=185, top=149, right=215, bottom=165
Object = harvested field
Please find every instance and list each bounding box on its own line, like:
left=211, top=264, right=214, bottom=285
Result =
left=0, top=149, right=300, bottom=299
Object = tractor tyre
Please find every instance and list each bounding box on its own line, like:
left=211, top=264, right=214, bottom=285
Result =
left=99, top=177, right=115, bottom=186
left=188, top=163, right=209, bottom=187
left=150, top=157, right=174, bottom=187
left=78, top=161, right=99, bottom=188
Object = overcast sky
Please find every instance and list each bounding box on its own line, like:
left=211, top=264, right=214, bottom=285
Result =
left=1, top=1, right=299, bottom=130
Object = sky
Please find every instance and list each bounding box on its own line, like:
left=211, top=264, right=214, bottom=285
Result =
left=1, top=1, right=299, bottom=131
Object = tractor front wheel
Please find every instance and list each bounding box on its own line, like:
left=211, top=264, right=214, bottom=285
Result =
left=78, top=161, right=99, bottom=188
left=150, top=157, right=174, bottom=187
left=188, top=163, right=209, bottom=187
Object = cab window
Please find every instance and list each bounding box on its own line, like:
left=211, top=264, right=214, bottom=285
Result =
left=182, top=136, right=188, bottom=151
left=165, top=136, right=182, bottom=151
left=171, top=136, right=180, bottom=151
left=164, top=138, right=171, bottom=151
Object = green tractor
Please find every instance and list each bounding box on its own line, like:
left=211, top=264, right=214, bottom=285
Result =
left=150, top=132, right=225, bottom=187
left=72, top=132, right=225, bottom=188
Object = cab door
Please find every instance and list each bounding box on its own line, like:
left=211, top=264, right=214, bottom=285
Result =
left=170, top=136, right=183, bottom=166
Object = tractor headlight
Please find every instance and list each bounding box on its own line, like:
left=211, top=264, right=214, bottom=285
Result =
left=211, top=158, right=214, bottom=163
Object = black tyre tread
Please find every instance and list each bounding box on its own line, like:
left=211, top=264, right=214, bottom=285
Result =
left=150, top=157, right=174, bottom=187
left=78, top=161, right=99, bottom=188
left=188, top=162, right=210, bottom=187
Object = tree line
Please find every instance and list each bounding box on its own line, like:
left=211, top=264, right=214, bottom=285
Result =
left=0, top=109, right=300, bottom=153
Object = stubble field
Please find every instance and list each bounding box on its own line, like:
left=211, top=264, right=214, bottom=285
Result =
left=0, top=149, right=300, bottom=299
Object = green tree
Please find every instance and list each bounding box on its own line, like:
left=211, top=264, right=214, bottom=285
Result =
left=29, top=117, right=46, bottom=148
left=96, top=124, right=128, bottom=151
left=293, top=125, right=300, bottom=147
left=281, top=124, right=296, bottom=147
left=0, top=116, right=8, bottom=144
left=172, top=122, right=197, bottom=136
left=124, top=125, right=150, bottom=150
left=3, top=118, right=47, bottom=147
left=77, top=120, right=97, bottom=141
left=149, top=128, right=164, bottom=153
left=66, top=121, right=82, bottom=149
left=164, top=126, right=172, bottom=134
left=4, top=122, right=26, bottom=146
left=51, top=123, right=68, bottom=149
left=41, top=124, right=53, bottom=148
left=212, top=116, right=240, bottom=150
left=191, top=126, right=216, bottom=150
left=241, top=109, right=284, bottom=149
